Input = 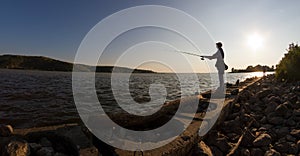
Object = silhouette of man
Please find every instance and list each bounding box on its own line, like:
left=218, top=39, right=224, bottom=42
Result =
left=202, top=42, right=226, bottom=93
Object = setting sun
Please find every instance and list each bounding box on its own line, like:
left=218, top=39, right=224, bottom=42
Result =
left=247, top=33, right=264, bottom=51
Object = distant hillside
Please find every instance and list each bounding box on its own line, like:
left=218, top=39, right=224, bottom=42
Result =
left=0, top=54, right=155, bottom=73
left=231, top=65, right=275, bottom=73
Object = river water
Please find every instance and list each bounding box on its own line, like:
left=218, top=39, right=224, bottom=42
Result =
left=0, top=69, right=273, bottom=128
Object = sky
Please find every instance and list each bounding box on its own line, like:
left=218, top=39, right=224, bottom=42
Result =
left=1, top=0, right=299, bottom=73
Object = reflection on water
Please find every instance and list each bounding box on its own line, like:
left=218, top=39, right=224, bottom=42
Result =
left=0, top=69, right=273, bottom=128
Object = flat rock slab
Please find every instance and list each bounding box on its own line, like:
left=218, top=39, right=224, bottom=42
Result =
left=13, top=124, right=98, bottom=156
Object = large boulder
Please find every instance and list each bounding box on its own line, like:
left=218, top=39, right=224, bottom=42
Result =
left=2, top=138, right=30, bottom=156
left=0, top=125, right=13, bottom=137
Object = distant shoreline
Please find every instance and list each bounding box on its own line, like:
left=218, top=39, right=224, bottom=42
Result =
left=230, top=64, right=275, bottom=73
left=229, top=70, right=274, bottom=73
left=0, top=54, right=156, bottom=73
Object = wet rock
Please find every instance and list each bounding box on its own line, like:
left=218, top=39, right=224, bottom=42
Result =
left=193, top=141, right=213, bottom=156
left=290, top=129, right=300, bottom=139
left=288, top=143, right=298, bottom=154
left=241, top=130, right=256, bottom=147
left=286, top=117, right=296, bottom=126
left=260, top=124, right=273, bottom=130
left=275, top=104, right=288, bottom=117
left=267, top=116, right=284, bottom=125
left=252, top=119, right=260, bottom=128
left=213, top=137, right=232, bottom=153
left=240, top=148, right=250, bottom=156
left=251, top=104, right=264, bottom=112
left=227, top=133, right=240, bottom=142
left=241, top=113, right=252, bottom=123
left=36, top=147, right=54, bottom=156
left=253, top=133, right=272, bottom=147
left=228, top=112, right=240, bottom=120
left=233, top=103, right=241, bottom=109
left=267, top=96, right=281, bottom=104
left=276, top=137, right=286, bottom=144
left=0, top=124, right=13, bottom=137
left=221, top=120, right=240, bottom=133
left=237, top=90, right=253, bottom=102
left=3, top=138, right=30, bottom=156
left=201, top=91, right=212, bottom=99
left=266, top=130, right=278, bottom=141
left=267, top=117, right=284, bottom=125
left=275, top=127, right=289, bottom=138
left=292, top=109, right=300, bottom=116
left=273, top=141, right=296, bottom=154
left=256, top=89, right=272, bottom=100
left=226, top=83, right=234, bottom=87
left=264, top=102, right=278, bottom=115
left=290, top=95, right=298, bottom=104
left=264, top=149, right=280, bottom=156
left=54, top=153, right=68, bottom=156
left=274, top=142, right=288, bottom=153
left=210, top=146, right=223, bottom=156
left=297, top=140, right=300, bottom=151
left=231, top=89, right=239, bottom=95
left=258, top=127, right=268, bottom=133
left=29, top=143, right=42, bottom=153
left=249, top=96, right=257, bottom=104
left=250, top=148, right=263, bottom=156
left=294, top=101, right=300, bottom=109
left=285, top=135, right=296, bottom=142
left=259, top=116, right=267, bottom=124
left=40, top=137, right=52, bottom=147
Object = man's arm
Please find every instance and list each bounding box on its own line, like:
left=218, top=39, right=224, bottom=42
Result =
left=201, top=56, right=212, bottom=60
left=200, top=50, right=220, bottom=60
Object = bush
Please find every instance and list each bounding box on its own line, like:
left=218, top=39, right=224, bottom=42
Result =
left=276, top=43, right=300, bottom=81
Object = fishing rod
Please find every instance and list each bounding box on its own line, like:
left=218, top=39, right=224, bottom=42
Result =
left=174, top=50, right=207, bottom=60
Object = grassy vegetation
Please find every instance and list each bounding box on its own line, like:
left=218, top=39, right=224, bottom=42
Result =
left=276, top=43, right=300, bottom=81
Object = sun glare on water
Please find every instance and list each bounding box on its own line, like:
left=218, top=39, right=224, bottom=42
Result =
left=247, top=33, right=264, bottom=51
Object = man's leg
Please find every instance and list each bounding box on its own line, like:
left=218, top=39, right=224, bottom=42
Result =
left=218, top=70, right=224, bottom=92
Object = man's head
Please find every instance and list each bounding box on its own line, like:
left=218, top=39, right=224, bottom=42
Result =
left=216, top=42, right=223, bottom=48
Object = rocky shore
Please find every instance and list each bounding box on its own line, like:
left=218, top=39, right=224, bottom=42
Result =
left=195, top=75, right=300, bottom=155
left=1, top=74, right=299, bottom=155
left=0, top=123, right=98, bottom=156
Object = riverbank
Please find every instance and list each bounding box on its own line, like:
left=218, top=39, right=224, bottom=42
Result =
left=4, top=75, right=296, bottom=155
left=0, top=75, right=261, bottom=155
left=196, top=74, right=300, bottom=155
